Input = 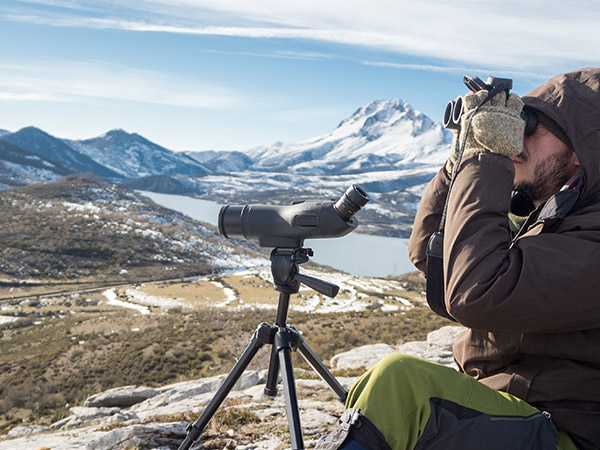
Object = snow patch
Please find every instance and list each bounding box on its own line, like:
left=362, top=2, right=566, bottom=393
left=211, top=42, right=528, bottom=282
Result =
left=103, top=289, right=150, bottom=315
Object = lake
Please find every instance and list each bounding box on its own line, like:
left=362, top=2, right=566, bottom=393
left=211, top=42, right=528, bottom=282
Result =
left=138, top=191, right=415, bottom=278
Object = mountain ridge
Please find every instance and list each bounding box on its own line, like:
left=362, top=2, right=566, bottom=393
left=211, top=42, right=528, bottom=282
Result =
left=2, top=127, right=123, bottom=179
left=0, top=138, right=72, bottom=189
left=69, top=129, right=211, bottom=178
left=1, top=98, right=449, bottom=181
left=1, top=98, right=450, bottom=237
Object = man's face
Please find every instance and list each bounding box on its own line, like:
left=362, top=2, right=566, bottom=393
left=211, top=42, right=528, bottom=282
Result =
left=512, top=123, right=580, bottom=206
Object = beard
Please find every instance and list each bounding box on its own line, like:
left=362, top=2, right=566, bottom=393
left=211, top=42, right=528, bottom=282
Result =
left=514, top=147, right=575, bottom=205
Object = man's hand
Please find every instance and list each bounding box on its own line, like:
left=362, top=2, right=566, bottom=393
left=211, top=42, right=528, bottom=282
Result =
left=446, top=91, right=525, bottom=173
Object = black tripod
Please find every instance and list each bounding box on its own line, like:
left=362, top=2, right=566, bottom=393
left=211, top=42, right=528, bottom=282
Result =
left=178, top=247, right=348, bottom=450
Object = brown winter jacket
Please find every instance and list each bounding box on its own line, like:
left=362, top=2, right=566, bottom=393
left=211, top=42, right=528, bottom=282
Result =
left=408, top=68, right=600, bottom=449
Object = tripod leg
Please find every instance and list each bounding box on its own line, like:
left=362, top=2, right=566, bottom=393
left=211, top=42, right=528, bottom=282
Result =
left=265, top=291, right=291, bottom=396
left=297, top=336, right=348, bottom=403
left=178, top=322, right=274, bottom=450
left=264, top=345, right=280, bottom=396
left=275, top=327, right=305, bottom=450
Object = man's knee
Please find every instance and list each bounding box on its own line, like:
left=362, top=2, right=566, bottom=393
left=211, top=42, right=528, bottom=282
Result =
left=347, top=353, right=437, bottom=407
left=372, top=353, right=435, bottom=382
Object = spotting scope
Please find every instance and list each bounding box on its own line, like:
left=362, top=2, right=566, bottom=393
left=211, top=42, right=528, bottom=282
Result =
left=218, top=184, right=369, bottom=248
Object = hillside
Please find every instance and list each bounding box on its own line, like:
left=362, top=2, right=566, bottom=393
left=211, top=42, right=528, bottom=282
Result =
left=0, top=139, right=71, bottom=189
left=0, top=174, right=265, bottom=288
left=0, top=266, right=451, bottom=440
left=0, top=325, right=464, bottom=449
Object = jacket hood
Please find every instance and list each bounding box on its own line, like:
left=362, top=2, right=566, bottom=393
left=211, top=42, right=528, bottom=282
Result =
left=522, top=68, right=600, bottom=202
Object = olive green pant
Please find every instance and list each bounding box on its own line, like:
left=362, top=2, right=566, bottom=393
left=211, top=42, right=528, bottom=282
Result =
left=345, top=354, right=577, bottom=450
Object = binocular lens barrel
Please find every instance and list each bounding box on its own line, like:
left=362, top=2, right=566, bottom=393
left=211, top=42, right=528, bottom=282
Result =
left=443, top=97, right=463, bottom=130
left=333, top=185, right=370, bottom=220
left=443, top=100, right=455, bottom=129
left=452, top=97, right=463, bottom=126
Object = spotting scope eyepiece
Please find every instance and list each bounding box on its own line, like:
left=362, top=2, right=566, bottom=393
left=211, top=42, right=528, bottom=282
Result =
left=218, top=185, right=370, bottom=248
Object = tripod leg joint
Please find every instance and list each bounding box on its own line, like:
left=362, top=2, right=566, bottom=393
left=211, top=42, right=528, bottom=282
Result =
left=274, top=326, right=301, bottom=352
left=254, top=322, right=277, bottom=345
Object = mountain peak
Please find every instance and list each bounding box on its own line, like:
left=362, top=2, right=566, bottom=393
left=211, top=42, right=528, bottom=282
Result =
left=73, top=128, right=209, bottom=179
left=100, top=128, right=142, bottom=141
left=16, top=126, right=50, bottom=137
left=84, top=129, right=152, bottom=149
left=247, top=97, right=449, bottom=174
left=337, top=98, right=418, bottom=130
left=105, top=128, right=135, bottom=137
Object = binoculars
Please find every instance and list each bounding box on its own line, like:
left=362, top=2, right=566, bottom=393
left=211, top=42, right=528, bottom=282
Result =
left=443, top=75, right=538, bottom=136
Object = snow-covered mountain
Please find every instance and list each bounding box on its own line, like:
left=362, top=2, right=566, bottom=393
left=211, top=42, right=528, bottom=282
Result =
left=244, top=99, right=451, bottom=174
left=2, top=127, right=122, bottom=179
left=0, top=139, right=71, bottom=189
left=2, top=98, right=449, bottom=183
left=185, top=150, right=253, bottom=173
left=69, top=129, right=210, bottom=178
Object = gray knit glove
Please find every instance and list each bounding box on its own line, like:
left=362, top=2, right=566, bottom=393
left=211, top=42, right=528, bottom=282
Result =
left=445, top=129, right=462, bottom=174
left=446, top=90, right=525, bottom=174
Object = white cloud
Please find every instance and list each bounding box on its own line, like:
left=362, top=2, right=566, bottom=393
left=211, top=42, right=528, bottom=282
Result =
left=0, top=60, right=242, bottom=108
left=196, top=48, right=333, bottom=62
left=363, top=62, right=549, bottom=82
left=5, top=0, right=598, bottom=75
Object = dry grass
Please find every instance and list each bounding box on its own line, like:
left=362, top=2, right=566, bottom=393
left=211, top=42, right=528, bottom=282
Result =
left=0, top=265, right=452, bottom=436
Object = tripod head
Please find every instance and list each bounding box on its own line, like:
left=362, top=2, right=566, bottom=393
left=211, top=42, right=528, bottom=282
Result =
left=270, top=247, right=339, bottom=297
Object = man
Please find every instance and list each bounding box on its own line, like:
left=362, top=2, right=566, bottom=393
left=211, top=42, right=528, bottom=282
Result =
left=317, top=68, right=600, bottom=450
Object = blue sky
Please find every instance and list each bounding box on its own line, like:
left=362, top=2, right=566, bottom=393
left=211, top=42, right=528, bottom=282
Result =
left=1, top=0, right=598, bottom=152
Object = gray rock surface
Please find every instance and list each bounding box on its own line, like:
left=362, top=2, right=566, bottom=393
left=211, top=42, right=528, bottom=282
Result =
left=330, top=343, right=397, bottom=371
left=7, top=425, right=51, bottom=437
left=84, top=385, right=160, bottom=408
left=330, top=325, right=465, bottom=370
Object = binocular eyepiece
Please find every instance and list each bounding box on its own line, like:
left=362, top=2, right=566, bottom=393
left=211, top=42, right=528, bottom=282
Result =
left=443, top=75, right=538, bottom=136
left=218, top=184, right=370, bottom=248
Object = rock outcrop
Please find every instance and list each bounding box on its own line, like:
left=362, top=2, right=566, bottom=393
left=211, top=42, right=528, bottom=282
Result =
left=330, top=325, right=464, bottom=371
left=0, top=326, right=464, bottom=449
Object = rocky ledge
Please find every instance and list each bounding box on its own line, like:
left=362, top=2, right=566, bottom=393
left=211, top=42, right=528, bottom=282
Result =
left=0, top=326, right=464, bottom=449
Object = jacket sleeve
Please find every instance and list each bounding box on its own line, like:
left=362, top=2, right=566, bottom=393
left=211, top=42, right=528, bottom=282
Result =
left=407, top=166, right=451, bottom=274
left=443, top=153, right=600, bottom=333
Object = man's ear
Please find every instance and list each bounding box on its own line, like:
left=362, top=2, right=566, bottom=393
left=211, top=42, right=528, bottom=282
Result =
left=571, top=150, right=580, bottom=168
